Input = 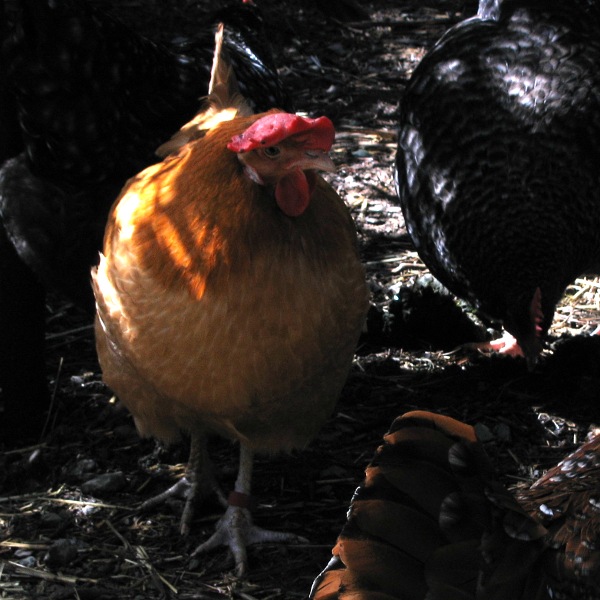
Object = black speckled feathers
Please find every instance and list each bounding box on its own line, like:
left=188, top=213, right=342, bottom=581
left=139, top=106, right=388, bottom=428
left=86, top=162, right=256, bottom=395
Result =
left=395, top=0, right=600, bottom=364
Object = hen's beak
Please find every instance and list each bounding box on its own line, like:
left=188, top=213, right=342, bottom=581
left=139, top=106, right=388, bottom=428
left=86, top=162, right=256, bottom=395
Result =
left=291, top=149, right=336, bottom=173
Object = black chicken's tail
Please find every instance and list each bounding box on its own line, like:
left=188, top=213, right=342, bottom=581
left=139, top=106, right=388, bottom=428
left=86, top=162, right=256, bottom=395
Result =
left=208, top=1, right=292, bottom=112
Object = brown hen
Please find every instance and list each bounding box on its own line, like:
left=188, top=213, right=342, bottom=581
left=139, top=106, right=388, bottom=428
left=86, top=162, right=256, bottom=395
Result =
left=92, top=29, right=368, bottom=576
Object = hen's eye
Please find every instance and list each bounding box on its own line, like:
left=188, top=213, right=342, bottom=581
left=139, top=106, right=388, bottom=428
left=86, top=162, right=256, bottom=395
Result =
left=263, top=146, right=281, bottom=158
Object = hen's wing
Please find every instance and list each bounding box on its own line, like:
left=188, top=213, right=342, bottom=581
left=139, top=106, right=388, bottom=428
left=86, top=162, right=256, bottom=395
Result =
left=517, top=435, right=600, bottom=598
left=310, top=411, right=548, bottom=600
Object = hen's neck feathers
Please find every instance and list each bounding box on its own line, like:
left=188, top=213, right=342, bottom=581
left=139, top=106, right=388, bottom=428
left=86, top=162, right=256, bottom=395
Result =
left=156, top=24, right=253, bottom=158
left=117, top=25, right=350, bottom=302
left=110, top=113, right=347, bottom=301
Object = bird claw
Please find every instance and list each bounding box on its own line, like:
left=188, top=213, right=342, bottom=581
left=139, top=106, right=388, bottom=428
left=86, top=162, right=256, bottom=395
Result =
left=487, top=331, right=525, bottom=356
left=191, top=505, right=308, bottom=577
left=140, top=477, right=192, bottom=509
left=465, top=331, right=524, bottom=357
left=141, top=475, right=228, bottom=536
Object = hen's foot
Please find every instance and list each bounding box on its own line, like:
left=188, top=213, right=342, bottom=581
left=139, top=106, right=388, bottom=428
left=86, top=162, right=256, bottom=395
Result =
left=466, top=331, right=524, bottom=357
left=140, top=433, right=227, bottom=535
left=141, top=473, right=228, bottom=534
left=192, top=501, right=308, bottom=577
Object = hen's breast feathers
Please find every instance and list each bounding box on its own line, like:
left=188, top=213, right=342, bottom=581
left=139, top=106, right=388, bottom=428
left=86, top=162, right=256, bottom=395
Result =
left=93, top=111, right=367, bottom=451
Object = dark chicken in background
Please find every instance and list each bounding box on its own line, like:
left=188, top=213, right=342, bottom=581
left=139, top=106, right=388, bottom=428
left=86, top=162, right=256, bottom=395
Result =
left=310, top=410, right=600, bottom=600
left=395, top=0, right=600, bottom=368
left=0, top=0, right=289, bottom=445
left=0, top=0, right=20, bottom=165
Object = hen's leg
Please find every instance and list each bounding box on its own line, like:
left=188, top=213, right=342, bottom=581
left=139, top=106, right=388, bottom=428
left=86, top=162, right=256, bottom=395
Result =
left=141, top=431, right=227, bottom=535
left=192, top=444, right=307, bottom=576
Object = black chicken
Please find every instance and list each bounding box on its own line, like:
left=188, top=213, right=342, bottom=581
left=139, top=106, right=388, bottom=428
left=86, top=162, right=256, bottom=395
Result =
left=0, top=0, right=289, bottom=445
left=395, top=0, right=600, bottom=368
left=309, top=410, right=600, bottom=600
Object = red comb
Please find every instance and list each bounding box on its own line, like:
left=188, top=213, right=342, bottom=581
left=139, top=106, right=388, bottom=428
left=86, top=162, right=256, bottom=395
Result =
left=227, top=113, right=335, bottom=153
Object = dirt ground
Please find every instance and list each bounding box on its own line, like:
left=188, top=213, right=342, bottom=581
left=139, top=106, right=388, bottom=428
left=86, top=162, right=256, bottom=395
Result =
left=2, top=0, right=600, bottom=598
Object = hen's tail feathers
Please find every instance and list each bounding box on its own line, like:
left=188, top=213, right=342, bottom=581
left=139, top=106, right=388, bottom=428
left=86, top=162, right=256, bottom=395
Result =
left=309, top=411, right=547, bottom=600
left=156, top=24, right=253, bottom=158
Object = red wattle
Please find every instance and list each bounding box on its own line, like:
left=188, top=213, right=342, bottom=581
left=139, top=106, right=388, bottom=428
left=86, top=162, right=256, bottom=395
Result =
left=275, top=170, right=312, bottom=217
